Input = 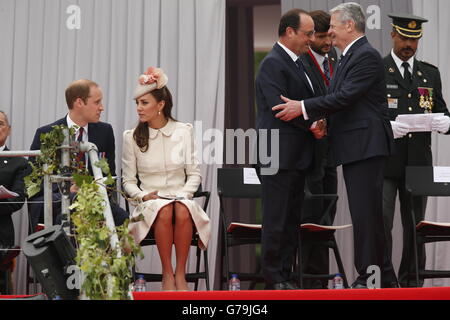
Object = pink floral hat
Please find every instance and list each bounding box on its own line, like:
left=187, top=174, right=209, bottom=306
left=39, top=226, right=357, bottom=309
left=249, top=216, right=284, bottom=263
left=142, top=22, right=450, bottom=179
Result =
left=133, top=67, right=168, bottom=99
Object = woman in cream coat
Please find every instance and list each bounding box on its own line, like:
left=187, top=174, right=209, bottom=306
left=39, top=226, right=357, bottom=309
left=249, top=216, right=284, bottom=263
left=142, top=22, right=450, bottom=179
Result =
left=122, top=67, right=210, bottom=291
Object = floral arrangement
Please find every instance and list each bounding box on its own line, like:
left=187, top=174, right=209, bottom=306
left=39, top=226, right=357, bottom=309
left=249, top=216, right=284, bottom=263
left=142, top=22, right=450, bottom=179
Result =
left=138, top=67, right=168, bottom=89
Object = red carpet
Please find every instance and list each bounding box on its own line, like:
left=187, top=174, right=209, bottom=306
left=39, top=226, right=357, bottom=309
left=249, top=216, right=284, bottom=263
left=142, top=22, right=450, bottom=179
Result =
left=133, top=287, right=450, bottom=300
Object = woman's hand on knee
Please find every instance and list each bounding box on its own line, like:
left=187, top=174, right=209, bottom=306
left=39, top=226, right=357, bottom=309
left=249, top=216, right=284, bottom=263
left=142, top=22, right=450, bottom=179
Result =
left=143, top=191, right=159, bottom=201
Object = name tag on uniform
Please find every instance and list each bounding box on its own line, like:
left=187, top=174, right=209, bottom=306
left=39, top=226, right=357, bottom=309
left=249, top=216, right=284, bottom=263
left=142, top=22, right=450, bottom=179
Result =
left=387, top=84, right=399, bottom=89
left=388, top=98, right=398, bottom=109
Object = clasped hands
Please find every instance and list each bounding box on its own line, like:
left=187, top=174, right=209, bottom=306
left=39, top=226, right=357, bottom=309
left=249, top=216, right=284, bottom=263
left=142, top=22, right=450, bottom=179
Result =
left=272, top=95, right=326, bottom=139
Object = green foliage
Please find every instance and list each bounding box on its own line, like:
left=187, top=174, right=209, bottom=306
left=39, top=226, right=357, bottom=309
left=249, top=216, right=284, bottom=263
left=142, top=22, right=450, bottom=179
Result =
left=25, top=125, right=76, bottom=197
left=71, top=181, right=142, bottom=300
left=24, top=125, right=141, bottom=300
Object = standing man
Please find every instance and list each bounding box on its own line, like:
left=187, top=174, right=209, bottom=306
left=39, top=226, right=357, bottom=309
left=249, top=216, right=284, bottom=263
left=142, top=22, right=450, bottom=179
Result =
left=272, top=2, right=398, bottom=288
left=0, top=111, right=30, bottom=293
left=301, top=10, right=338, bottom=289
left=29, top=79, right=128, bottom=229
left=383, top=14, right=450, bottom=287
left=256, top=9, right=322, bottom=290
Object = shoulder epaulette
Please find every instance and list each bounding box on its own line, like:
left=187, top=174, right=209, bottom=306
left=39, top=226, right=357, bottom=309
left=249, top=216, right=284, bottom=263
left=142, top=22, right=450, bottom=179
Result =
left=421, top=60, right=438, bottom=69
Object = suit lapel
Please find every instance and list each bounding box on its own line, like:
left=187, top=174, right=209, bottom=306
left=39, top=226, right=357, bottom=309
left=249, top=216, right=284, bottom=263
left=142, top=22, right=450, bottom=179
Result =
left=385, top=54, right=409, bottom=91
left=274, top=44, right=315, bottom=95
left=330, top=37, right=367, bottom=92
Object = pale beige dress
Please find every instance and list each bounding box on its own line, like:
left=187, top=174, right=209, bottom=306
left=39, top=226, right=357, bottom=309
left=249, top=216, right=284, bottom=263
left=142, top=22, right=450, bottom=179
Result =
left=122, top=119, right=210, bottom=249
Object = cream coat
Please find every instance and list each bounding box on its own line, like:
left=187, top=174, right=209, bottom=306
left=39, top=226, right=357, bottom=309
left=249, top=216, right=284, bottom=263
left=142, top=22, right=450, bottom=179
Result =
left=122, top=119, right=210, bottom=249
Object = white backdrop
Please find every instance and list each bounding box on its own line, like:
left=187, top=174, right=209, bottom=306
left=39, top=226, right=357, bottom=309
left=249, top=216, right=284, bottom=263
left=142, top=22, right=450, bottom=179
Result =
left=413, top=0, right=450, bottom=287
left=282, top=0, right=450, bottom=287
left=0, top=0, right=225, bottom=293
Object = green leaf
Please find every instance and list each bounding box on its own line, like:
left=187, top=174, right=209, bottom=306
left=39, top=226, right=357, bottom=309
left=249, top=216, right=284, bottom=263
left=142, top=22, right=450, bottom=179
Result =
left=73, top=173, right=94, bottom=187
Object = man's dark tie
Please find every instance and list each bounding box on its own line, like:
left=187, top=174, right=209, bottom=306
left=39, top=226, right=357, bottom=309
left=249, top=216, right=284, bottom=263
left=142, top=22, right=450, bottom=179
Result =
left=76, top=127, right=85, bottom=168
left=402, top=61, right=412, bottom=85
left=323, top=57, right=331, bottom=83
left=295, top=57, right=305, bottom=71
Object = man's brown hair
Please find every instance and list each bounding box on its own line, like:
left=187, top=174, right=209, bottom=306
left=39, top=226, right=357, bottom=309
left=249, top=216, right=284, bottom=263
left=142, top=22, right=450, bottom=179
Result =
left=310, top=10, right=331, bottom=33
left=65, top=79, right=99, bottom=109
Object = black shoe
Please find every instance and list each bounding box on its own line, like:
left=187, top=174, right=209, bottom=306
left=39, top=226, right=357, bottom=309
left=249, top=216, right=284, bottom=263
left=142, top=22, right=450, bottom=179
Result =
left=350, top=281, right=367, bottom=289
left=273, top=281, right=300, bottom=290
left=382, top=281, right=401, bottom=288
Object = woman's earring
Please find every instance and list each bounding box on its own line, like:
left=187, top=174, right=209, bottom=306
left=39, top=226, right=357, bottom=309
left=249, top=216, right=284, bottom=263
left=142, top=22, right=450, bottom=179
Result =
left=158, top=111, right=161, bottom=115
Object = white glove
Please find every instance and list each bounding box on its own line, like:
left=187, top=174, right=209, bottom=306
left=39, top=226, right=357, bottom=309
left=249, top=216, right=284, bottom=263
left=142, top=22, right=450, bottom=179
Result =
left=390, top=121, right=410, bottom=139
left=431, top=115, right=450, bottom=134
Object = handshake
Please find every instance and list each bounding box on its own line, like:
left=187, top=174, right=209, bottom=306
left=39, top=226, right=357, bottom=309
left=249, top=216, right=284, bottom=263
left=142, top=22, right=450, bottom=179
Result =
left=391, top=115, right=450, bottom=139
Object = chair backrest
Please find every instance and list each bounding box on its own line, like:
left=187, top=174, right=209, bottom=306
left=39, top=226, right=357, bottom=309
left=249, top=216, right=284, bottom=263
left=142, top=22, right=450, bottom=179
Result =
left=405, top=166, right=450, bottom=197
left=217, top=168, right=262, bottom=199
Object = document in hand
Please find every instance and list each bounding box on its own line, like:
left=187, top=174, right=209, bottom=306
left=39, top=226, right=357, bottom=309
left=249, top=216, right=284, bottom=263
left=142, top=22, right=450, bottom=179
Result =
left=156, top=192, right=185, bottom=200
left=0, top=185, right=19, bottom=199
left=396, top=113, right=444, bottom=132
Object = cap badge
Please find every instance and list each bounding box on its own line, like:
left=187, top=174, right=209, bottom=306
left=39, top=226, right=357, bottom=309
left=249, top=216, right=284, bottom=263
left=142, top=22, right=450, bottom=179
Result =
left=408, top=21, right=417, bottom=29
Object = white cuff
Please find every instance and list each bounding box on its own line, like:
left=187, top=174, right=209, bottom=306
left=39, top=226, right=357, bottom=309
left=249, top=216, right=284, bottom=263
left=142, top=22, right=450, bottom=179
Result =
left=301, top=101, right=309, bottom=120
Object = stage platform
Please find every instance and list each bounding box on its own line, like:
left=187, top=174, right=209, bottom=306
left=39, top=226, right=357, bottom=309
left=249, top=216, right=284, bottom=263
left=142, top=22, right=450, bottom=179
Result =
left=132, top=287, right=450, bottom=300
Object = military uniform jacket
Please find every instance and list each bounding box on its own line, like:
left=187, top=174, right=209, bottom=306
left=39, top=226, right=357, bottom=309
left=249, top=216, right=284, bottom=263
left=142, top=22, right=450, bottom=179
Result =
left=384, top=54, right=449, bottom=179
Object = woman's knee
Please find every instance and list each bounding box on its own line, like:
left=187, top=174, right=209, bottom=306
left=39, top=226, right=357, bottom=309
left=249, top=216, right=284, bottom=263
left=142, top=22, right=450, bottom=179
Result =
left=157, top=204, right=174, bottom=224
left=174, top=203, right=192, bottom=224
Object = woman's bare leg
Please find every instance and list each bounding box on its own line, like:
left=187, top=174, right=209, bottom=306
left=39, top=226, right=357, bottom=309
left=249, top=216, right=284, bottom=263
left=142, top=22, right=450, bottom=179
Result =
left=173, top=202, right=193, bottom=291
left=154, top=203, right=176, bottom=290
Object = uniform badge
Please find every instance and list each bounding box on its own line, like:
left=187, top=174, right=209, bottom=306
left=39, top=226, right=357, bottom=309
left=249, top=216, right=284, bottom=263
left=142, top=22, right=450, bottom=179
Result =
left=389, top=67, right=395, bottom=73
left=417, top=71, right=422, bottom=77
left=418, top=87, right=434, bottom=113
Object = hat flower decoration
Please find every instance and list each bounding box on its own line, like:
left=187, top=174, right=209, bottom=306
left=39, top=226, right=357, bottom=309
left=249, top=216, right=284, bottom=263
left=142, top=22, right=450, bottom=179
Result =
left=134, top=67, right=168, bottom=99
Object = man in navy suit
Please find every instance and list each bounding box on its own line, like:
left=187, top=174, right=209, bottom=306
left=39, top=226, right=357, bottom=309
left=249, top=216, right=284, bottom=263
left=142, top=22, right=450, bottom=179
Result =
left=273, top=3, right=398, bottom=288
left=300, top=10, right=338, bottom=289
left=256, top=9, right=325, bottom=290
left=28, top=79, right=128, bottom=229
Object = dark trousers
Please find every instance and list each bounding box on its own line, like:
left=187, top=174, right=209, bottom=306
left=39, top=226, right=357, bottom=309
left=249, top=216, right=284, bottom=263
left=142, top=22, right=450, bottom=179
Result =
left=343, top=156, right=397, bottom=285
left=302, top=165, right=338, bottom=288
left=383, top=177, right=426, bottom=287
left=260, top=169, right=306, bottom=285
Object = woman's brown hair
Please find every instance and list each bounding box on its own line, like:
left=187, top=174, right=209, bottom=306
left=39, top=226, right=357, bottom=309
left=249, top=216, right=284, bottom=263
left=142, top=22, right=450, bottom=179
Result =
left=133, top=86, right=175, bottom=152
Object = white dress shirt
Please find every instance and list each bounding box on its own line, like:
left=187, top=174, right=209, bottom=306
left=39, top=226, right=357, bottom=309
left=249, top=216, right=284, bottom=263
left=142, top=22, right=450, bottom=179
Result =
left=390, top=49, right=414, bottom=78
left=277, top=41, right=314, bottom=93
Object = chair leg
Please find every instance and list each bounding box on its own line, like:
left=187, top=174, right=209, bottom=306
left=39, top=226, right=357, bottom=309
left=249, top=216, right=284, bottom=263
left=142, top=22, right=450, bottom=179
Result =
left=224, top=236, right=230, bottom=290
left=297, top=231, right=303, bottom=289
left=204, top=249, right=210, bottom=291
left=194, top=247, right=201, bottom=291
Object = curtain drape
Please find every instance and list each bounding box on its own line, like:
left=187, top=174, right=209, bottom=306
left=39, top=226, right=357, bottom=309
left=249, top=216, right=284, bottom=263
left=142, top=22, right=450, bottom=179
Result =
left=0, top=0, right=225, bottom=293
left=280, top=0, right=450, bottom=287
left=412, top=0, right=450, bottom=287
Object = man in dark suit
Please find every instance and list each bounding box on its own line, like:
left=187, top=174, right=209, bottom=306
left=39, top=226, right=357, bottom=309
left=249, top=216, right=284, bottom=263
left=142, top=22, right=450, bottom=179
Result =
left=383, top=14, right=450, bottom=287
left=256, top=9, right=325, bottom=290
left=273, top=3, right=398, bottom=288
left=300, top=10, right=338, bottom=289
left=0, top=111, right=30, bottom=293
left=29, top=79, right=128, bottom=229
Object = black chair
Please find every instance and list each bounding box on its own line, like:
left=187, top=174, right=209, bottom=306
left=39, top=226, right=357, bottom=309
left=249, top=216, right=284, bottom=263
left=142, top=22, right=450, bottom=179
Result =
left=299, top=190, right=351, bottom=289
left=217, top=167, right=264, bottom=289
left=217, top=167, right=350, bottom=289
left=405, top=166, right=450, bottom=286
left=124, top=185, right=211, bottom=291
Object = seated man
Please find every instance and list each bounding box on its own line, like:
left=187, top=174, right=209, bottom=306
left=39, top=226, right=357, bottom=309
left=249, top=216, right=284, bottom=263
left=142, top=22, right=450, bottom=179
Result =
left=28, top=79, right=128, bottom=229
left=0, top=111, right=30, bottom=293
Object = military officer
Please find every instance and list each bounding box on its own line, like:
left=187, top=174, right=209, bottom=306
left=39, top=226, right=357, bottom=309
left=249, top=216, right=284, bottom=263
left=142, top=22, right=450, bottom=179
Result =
left=383, top=13, right=450, bottom=287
